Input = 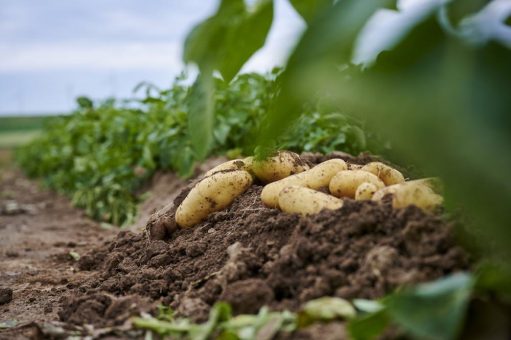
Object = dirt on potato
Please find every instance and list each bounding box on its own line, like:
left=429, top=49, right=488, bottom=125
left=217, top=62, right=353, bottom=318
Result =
left=58, top=153, right=470, bottom=328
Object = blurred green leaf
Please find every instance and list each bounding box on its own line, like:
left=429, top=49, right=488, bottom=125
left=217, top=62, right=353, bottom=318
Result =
left=385, top=273, right=474, bottom=340
left=301, top=297, right=356, bottom=322
left=190, top=302, right=232, bottom=340
left=474, top=260, right=511, bottom=302
left=184, top=0, right=273, bottom=82
left=188, top=73, right=215, bottom=159
left=289, top=0, right=332, bottom=24
left=348, top=309, right=390, bottom=340
left=352, top=299, right=384, bottom=314
left=76, top=96, right=93, bottom=110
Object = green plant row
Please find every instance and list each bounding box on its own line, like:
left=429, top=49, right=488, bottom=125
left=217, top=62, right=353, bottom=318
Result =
left=17, top=71, right=369, bottom=225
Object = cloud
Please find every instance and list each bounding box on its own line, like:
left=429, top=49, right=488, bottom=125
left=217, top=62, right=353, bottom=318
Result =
left=0, top=0, right=305, bottom=114
left=0, top=42, right=183, bottom=72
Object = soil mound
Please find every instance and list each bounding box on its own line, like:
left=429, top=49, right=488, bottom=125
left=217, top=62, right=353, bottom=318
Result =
left=59, top=154, right=470, bottom=326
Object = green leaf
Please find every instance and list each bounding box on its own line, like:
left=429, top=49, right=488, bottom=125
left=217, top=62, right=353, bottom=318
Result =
left=289, top=0, right=332, bottom=24
left=184, top=0, right=274, bottom=82
left=348, top=309, right=390, bottom=340
left=188, top=73, right=215, bottom=159
left=302, top=297, right=356, bottom=321
left=132, top=317, right=192, bottom=335
left=475, top=260, right=511, bottom=301
left=385, top=273, right=474, bottom=340
left=352, top=299, right=384, bottom=314
left=190, top=302, right=232, bottom=340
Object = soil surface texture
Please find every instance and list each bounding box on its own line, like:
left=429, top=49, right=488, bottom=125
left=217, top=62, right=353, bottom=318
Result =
left=0, top=169, right=117, bottom=339
left=57, top=152, right=470, bottom=335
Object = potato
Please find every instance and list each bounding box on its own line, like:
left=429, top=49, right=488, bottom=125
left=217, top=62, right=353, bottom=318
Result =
left=361, top=162, right=405, bottom=186
left=278, top=186, right=343, bottom=216
left=355, top=182, right=378, bottom=200
left=329, top=170, right=385, bottom=198
left=176, top=170, right=252, bottom=228
left=261, top=159, right=347, bottom=208
left=372, top=179, right=443, bottom=211
left=252, top=151, right=309, bottom=183
left=204, top=159, right=250, bottom=177
left=242, top=156, right=254, bottom=170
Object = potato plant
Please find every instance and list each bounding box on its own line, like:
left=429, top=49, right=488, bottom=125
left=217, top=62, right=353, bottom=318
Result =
left=17, top=74, right=370, bottom=225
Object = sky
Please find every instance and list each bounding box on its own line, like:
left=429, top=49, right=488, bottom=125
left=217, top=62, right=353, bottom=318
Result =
left=0, top=0, right=305, bottom=116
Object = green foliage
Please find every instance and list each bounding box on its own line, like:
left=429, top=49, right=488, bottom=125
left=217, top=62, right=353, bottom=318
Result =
left=17, top=72, right=368, bottom=225
left=0, top=115, right=54, bottom=133
left=280, top=111, right=367, bottom=155
left=188, top=73, right=215, bottom=159
left=298, top=297, right=356, bottom=328
left=132, top=302, right=296, bottom=340
left=184, top=0, right=273, bottom=82
left=134, top=275, right=473, bottom=340
left=348, top=273, right=474, bottom=340
left=289, top=0, right=332, bottom=24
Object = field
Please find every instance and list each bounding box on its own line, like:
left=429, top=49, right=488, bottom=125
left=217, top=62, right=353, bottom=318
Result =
left=1, top=1, right=511, bottom=339
left=0, top=116, right=55, bottom=149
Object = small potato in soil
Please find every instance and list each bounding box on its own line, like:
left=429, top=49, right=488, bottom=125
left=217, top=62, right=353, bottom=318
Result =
left=261, top=159, right=347, bottom=208
left=329, top=170, right=384, bottom=198
left=176, top=170, right=253, bottom=228
left=372, top=179, right=443, bottom=211
left=278, top=185, right=343, bottom=216
left=252, top=151, right=309, bottom=183
left=204, top=158, right=251, bottom=177
left=361, top=162, right=405, bottom=186
left=355, top=182, right=378, bottom=200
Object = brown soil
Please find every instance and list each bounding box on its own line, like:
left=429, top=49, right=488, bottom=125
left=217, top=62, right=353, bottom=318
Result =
left=58, top=153, right=469, bottom=330
left=0, top=152, right=471, bottom=339
left=0, top=169, right=117, bottom=338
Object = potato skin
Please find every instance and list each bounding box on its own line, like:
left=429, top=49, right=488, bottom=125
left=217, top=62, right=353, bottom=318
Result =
left=329, top=170, right=384, bottom=198
left=278, top=186, right=343, bottom=216
left=372, top=179, right=443, bottom=211
left=252, top=151, right=309, bottom=183
left=204, top=159, right=250, bottom=177
left=361, top=162, right=405, bottom=186
left=261, top=159, right=347, bottom=208
left=355, top=182, right=378, bottom=200
left=176, top=170, right=253, bottom=228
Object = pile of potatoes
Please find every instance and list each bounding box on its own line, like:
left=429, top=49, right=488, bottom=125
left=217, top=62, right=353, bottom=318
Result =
left=175, top=151, right=443, bottom=228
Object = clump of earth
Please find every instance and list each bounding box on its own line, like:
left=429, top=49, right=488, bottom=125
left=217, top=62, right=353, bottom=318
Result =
left=59, top=153, right=469, bottom=326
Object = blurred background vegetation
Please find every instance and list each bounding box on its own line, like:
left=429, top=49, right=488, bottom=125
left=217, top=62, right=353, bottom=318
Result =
left=16, top=71, right=369, bottom=225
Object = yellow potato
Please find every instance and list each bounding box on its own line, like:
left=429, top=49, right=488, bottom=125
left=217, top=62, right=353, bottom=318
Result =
left=204, top=159, right=250, bottom=177
left=242, top=156, right=254, bottom=170
left=329, top=170, right=385, bottom=198
left=252, top=151, right=309, bottom=183
left=355, top=182, right=378, bottom=200
left=261, top=159, right=347, bottom=208
left=278, top=186, right=343, bottom=216
left=372, top=179, right=443, bottom=212
left=361, top=162, right=405, bottom=186
left=176, top=170, right=253, bottom=228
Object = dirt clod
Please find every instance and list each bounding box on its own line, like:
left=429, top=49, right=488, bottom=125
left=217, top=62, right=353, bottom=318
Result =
left=0, top=288, right=13, bottom=305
